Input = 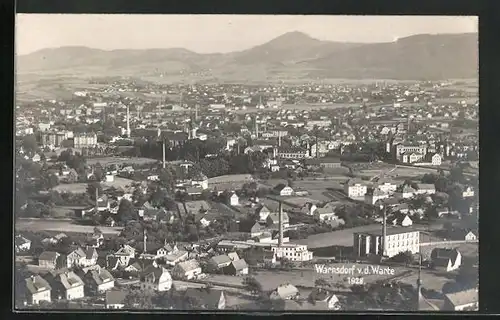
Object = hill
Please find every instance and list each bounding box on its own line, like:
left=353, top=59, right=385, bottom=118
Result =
left=17, top=32, right=478, bottom=81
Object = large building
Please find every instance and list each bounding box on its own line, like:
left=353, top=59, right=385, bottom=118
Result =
left=394, top=144, right=427, bottom=159
left=271, top=243, right=313, bottom=262
left=74, top=133, right=98, bottom=149
left=353, top=228, right=420, bottom=258
left=39, top=131, right=72, bottom=147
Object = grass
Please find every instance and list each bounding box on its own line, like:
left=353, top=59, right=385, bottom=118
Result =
left=52, top=177, right=136, bottom=194
left=16, top=219, right=123, bottom=235
left=86, top=157, right=158, bottom=166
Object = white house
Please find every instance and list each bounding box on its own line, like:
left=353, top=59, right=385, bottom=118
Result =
left=140, top=266, right=172, bottom=292
left=25, top=275, right=51, bottom=305
left=88, top=268, right=115, bottom=293
left=272, top=244, right=313, bottom=262
left=462, top=186, right=475, bottom=198
left=172, top=260, right=203, bottom=280
left=431, top=153, right=442, bottom=166
left=54, top=271, right=85, bottom=301
left=415, top=184, right=436, bottom=195
left=164, top=250, right=189, bottom=266
left=229, top=193, right=239, bottom=206
left=256, top=205, right=271, bottom=222
left=394, top=186, right=416, bottom=199
left=274, top=184, right=294, bottom=196
left=388, top=214, right=413, bottom=227
left=374, top=181, right=398, bottom=194
left=344, top=179, right=368, bottom=199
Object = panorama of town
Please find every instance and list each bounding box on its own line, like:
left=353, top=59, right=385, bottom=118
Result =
left=14, top=78, right=479, bottom=311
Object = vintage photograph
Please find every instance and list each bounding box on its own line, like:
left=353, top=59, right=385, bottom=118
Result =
left=14, top=14, right=478, bottom=311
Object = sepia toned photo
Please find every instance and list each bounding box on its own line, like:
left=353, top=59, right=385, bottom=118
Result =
left=14, top=14, right=478, bottom=312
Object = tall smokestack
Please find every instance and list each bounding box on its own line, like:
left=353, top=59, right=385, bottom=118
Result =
left=143, top=229, right=147, bottom=254
left=278, top=135, right=282, bottom=147
left=162, top=140, right=166, bottom=169
left=126, top=105, right=131, bottom=138
left=195, top=104, right=198, bottom=121
left=278, top=202, right=283, bottom=247
left=95, top=187, right=99, bottom=213
left=382, top=206, right=387, bottom=256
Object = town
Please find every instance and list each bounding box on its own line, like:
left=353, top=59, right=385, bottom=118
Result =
left=14, top=77, right=479, bottom=311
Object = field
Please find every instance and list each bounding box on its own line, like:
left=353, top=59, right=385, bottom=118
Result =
left=297, top=224, right=382, bottom=248
left=16, top=219, right=123, bottom=235
left=52, top=177, right=136, bottom=193
left=86, top=157, right=158, bottom=166
left=354, top=165, right=438, bottom=181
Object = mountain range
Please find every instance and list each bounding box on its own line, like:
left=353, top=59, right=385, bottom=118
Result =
left=17, top=31, right=478, bottom=80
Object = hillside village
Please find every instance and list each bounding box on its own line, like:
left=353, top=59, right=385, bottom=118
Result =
left=14, top=77, right=479, bottom=311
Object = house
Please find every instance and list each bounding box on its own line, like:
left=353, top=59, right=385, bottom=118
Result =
left=374, top=180, right=398, bottom=194
left=266, top=211, right=290, bottom=228
left=313, top=207, right=340, bottom=222
left=38, top=251, right=61, bottom=270
left=344, top=179, right=368, bottom=199
left=462, top=186, right=475, bottom=198
left=25, top=275, right=51, bottom=305
left=208, top=255, right=233, bottom=272
left=387, top=214, right=413, bottom=227
left=250, top=222, right=265, bottom=237
left=156, top=242, right=179, bottom=257
left=164, top=250, right=189, bottom=266
left=114, top=244, right=136, bottom=261
left=105, top=290, right=127, bottom=309
left=105, top=216, right=116, bottom=227
left=228, top=192, right=239, bottom=206
left=15, top=235, right=32, bottom=253
left=262, top=250, right=277, bottom=265
left=183, top=288, right=226, bottom=310
left=86, top=268, right=115, bottom=293
left=50, top=271, right=85, bottom=301
left=270, top=284, right=300, bottom=300
left=430, top=248, right=462, bottom=272
left=303, top=202, right=318, bottom=216
left=364, top=188, right=390, bottom=205
left=140, top=266, right=172, bottom=292
left=425, top=152, right=442, bottom=166
left=255, top=205, right=271, bottom=222
left=452, top=229, right=478, bottom=241
left=395, top=186, right=416, bottom=199
left=273, top=184, right=294, bottom=196
left=415, top=184, right=436, bottom=195
left=443, top=288, right=478, bottom=311
left=172, top=260, right=202, bottom=280
left=67, top=247, right=98, bottom=268
left=227, top=252, right=240, bottom=262
left=223, top=259, right=249, bottom=276
left=308, top=288, right=341, bottom=310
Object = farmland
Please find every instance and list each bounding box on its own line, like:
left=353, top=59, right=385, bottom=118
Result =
left=86, top=156, right=158, bottom=167
left=52, top=177, right=136, bottom=193
left=16, top=218, right=123, bottom=235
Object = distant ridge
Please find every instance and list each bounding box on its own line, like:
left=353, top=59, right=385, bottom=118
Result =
left=17, top=32, right=478, bottom=80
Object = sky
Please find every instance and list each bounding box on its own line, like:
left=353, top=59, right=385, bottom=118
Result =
left=16, top=15, right=478, bottom=55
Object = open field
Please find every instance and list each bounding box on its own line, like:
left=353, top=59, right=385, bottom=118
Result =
left=86, top=156, right=158, bottom=166
left=52, top=177, right=136, bottom=193
left=297, top=224, right=382, bottom=248
left=16, top=219, right=123, bottom=235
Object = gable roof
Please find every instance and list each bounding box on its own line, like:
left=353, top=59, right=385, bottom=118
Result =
left=39, top=251, right=59, bottom=261
left=273, top=284, right=299, bottom=299
left=184, top=288, right=224, bottom=309
left=142, top=266, right=171, bottom=284
left=176, top=259, right=201, bottom=273
left=58, top=271, right=84, bottom=290
left=210, top=255, right=232, bottom=266
left=90, top=268, right=114, bottom=285
left=445, top=288, right=478, bottom=307
left=25, top=275, right=51, bottom=294
left=230, top=259, right=248, bottom=271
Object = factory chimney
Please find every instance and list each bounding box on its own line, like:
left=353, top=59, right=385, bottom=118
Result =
left=94, top=187, right=99, bottom=213
left=143, top=229, right=147, bottom=254
left=195, top=104, right=198, bottom=122
left=162, top=140, right=166, bottom=169
left=382, top=206, right=387, bottom=256
left=278, top=202, right=283, bottom=247
left=126, top=105, right=131, bottom=138
left=278, top=134, right=282, bottom=147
